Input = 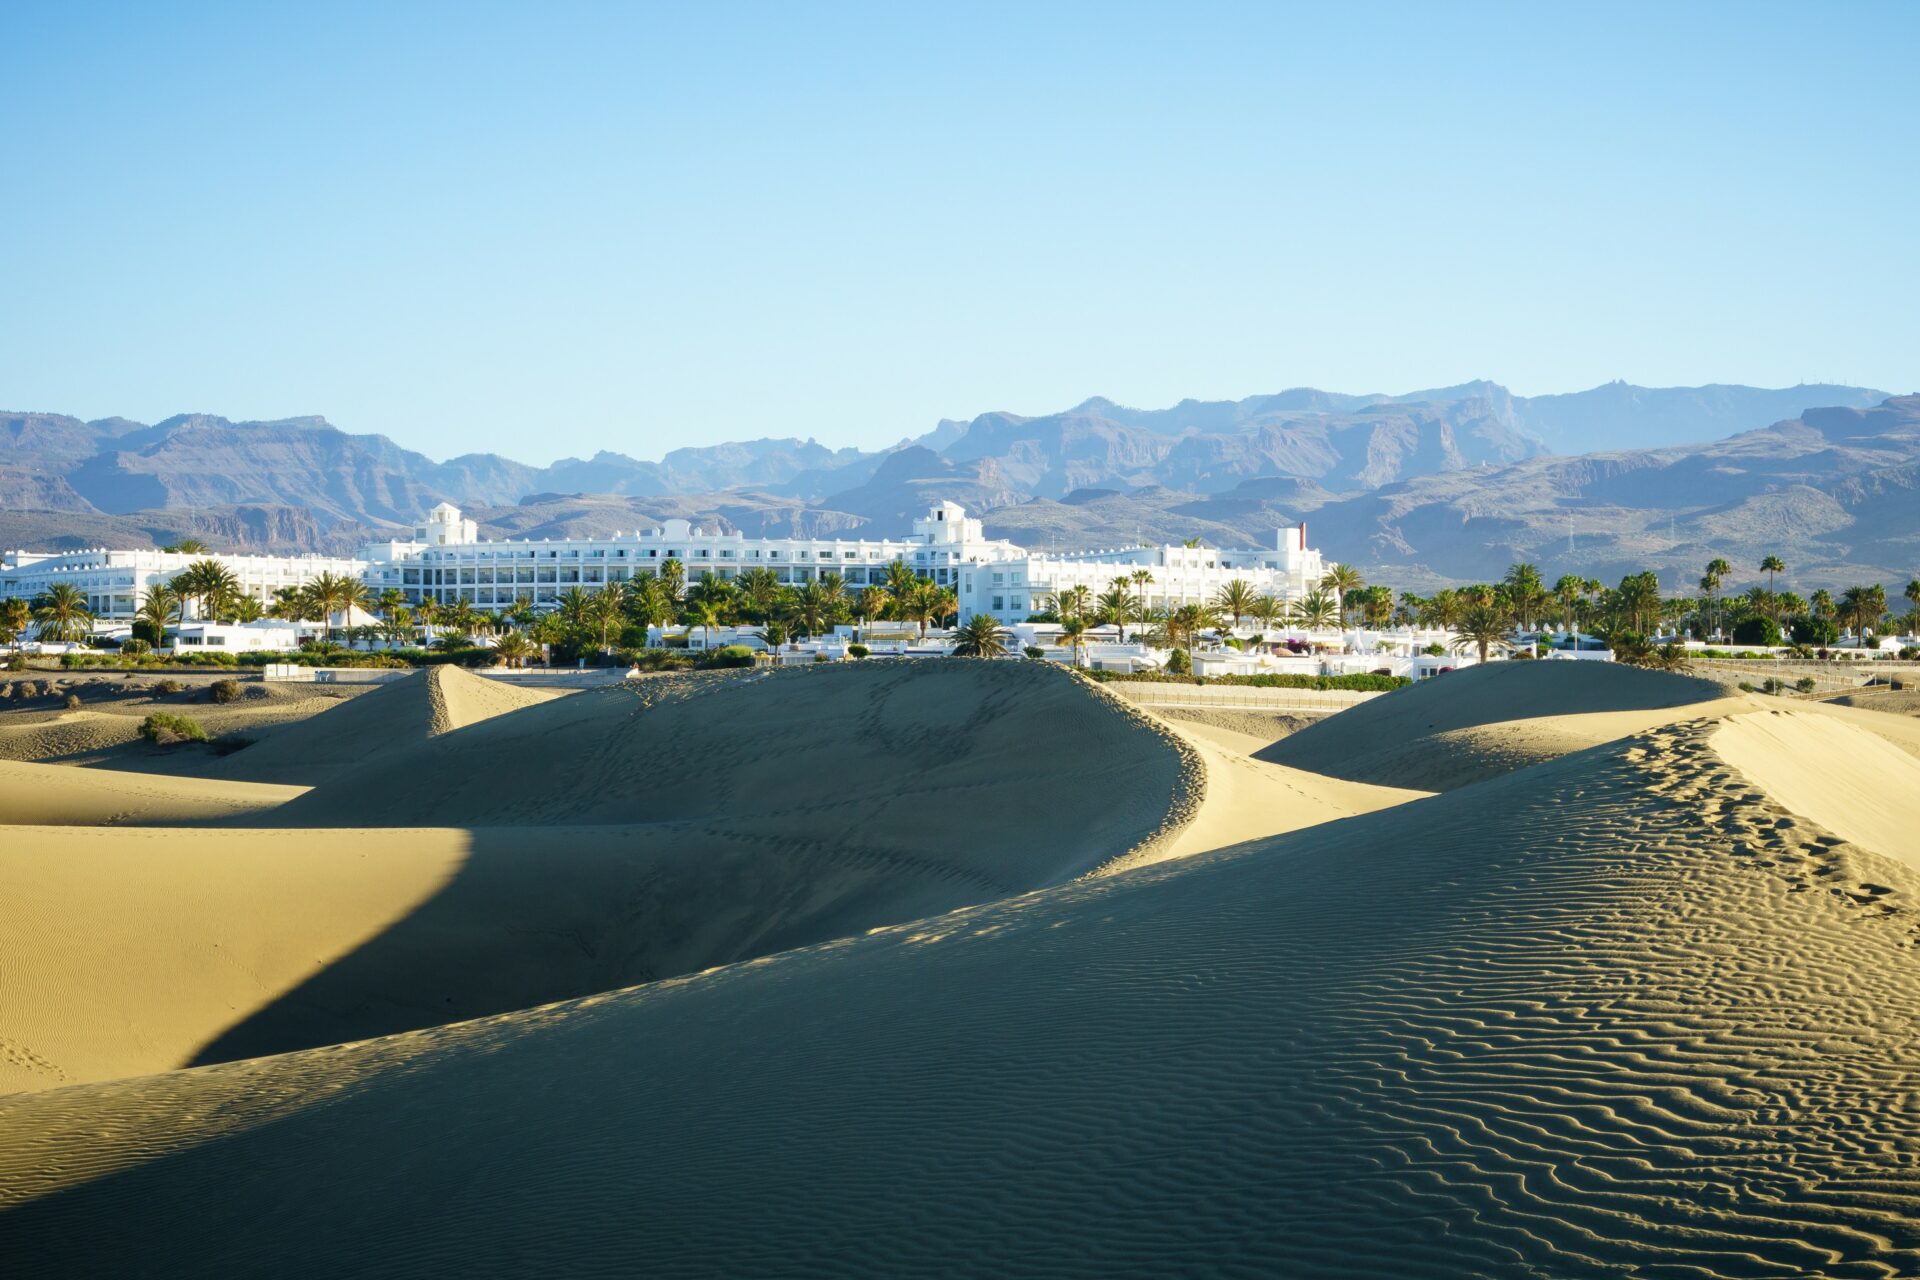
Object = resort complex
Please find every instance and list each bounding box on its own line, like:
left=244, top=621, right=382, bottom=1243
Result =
left=3, top=500, right=1326, bottom=630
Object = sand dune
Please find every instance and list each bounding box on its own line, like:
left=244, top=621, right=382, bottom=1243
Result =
left=1712, top=705, right=1920, bottom=872
left=1262, top=659, right=1729, bottom=789
left=4, top=670, right=1918, bottom=1275
left=204, top=666, right=560, bottom=786
left=0, top=662, right=1192, bottom=1091
left=0, top=759, right=303, bottom=827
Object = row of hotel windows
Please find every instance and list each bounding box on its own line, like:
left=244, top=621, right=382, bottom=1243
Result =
left=404, top=563, right=964, bottom=592
left=414, top=546, right=947, bottom=563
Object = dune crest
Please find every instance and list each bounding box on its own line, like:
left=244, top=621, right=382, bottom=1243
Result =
left=1261, top=660, right=1729, bottom=789
left=205, top=666, right=559, bottom=787
left=0, top=759, right=303, bottom=827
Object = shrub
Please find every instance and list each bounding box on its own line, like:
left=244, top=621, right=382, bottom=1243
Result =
left=5, top=654, right=25, bottom=672
left=1165, top=648, right=1192, bottom=675
left=16, top=680, right=40, bottom=699
left=64, top=692, right=82, bottom=710
left=155, top=679, right=185, bottom=696
left=1795, top=677, right=1817, bottom=693
left=699, top=645, right=757, bottom=670
left=1423, top=643, right=1446, bottom=657
left=846, top=643, right=869, bottom=659
left=1737, top=681, right=1757, bottom=693
left=813, top=653, right=830, bottom=663
left=1731, top=616, right=1782, bottom=646
left=139, top=712, right=209, bottom=744
left=616, top=648, right=695, bottom=672
left=1024, top=646, right=1047, bottom=659
left=119, top=638, right=152, bottom=656
left=209, top=678, right=242, bottom=704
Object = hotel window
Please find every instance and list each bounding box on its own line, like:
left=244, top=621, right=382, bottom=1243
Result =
left=1011, top=597, right=1024, bottom=610
left=769, top=551, right=781, bottom=560
left=992, top=596, right=1005, bottom=611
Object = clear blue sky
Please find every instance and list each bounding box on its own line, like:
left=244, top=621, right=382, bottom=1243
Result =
left=4, top=2, right=1915, bottom=464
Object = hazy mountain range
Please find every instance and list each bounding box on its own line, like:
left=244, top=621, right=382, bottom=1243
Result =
left=3, top=380, right=1913, bottom=593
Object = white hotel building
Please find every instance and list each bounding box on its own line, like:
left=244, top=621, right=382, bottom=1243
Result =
left=4, top=500, right=1327, bottom=629
left=0, top=546, right=369, bottom=623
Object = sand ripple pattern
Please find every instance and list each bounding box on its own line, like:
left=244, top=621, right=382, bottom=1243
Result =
left=3, top=713, right=1918, bottom=1276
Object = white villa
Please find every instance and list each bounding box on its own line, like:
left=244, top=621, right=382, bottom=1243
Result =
left=3, top=500, right=1329, bottom=630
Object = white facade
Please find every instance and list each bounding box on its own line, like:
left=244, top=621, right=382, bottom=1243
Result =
left=0, top=547, right=370, bottom=623
left=3, top=500, right=1331, bottom=632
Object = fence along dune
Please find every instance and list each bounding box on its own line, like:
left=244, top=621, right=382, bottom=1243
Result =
left=4, top=687, right=1918, bottom=1275
left=0, top=660, right=1193, bottom=1090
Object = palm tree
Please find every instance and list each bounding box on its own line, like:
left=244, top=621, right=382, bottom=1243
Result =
left=882, top=558, right=918, bottom=605
left=1700, top=557, right=1732, bottom=637
left=228, top=595, right=264, bottom=623
left=783, top=580, right=838, bottom=640
left=1906, top=578, right=1920, bottom=630
left=1058, top=616, right=1092, bottom=668
left=172, top=559, right=242, bottom=622
left=1839, top=584, right=1887, bottom=639
left=1501, top=562, right=1547, bottom=630
left=1551, top=575, right=1584, bottom=630
left=1246, top=593, right=1281, bottom=634
left=301, top=571, right=368, bottom=641
left=1319, top=563, right=1364, bottom=626
left=1129, top=568, right=1155, bottom=611
left=494, top=630, right=536, bottom=668
left=1449, top=601, right=1510, bottom=665
left=556, top=587, right=596, bottom=637
left=900, top=579, right=944, bottom=639
left=658, top=557, right=685, bottom=605
left=376, top=587, right=407, bottom=618
left=737, top=566, right=781, bottom=621
left=1097, top=584, right=1141, bottom=642
left=587, top=583, right=626, bottom=654
left=950, top=614, right=1008, bottom=658
left=1289, top=589, right=1339, bottom=630
left=688, top=599, right=723, bottom=651
left=1045, top=585, right=1092, bottom=622
left=1213, top=579, right=1257, bottom=631
left=1, top=597, right=32, bottom=652
left=1153, top=602, right=1217, bottom=661
left=32, top=583, right=94, bottom=643
left=379, top=608, right=413, bottom=647
left=855, top=584, right=892, bottom=632
left=161, top=537, right=210, bottom=554
left=136, top=585, right=182, bottom=646
left=624, top=577, right=674, bottom=635
left=1760, top=555, right=1785, bottom=592
left=1811, top=588, right=1835, bottom=622
left=1614, top=571, right=1662, bottom=635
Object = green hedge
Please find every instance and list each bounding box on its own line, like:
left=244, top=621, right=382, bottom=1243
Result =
left=1083, top=670, right=1410, bottom=692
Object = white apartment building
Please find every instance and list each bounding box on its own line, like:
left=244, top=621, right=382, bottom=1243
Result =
left=3, top=500, right=1330, bottom=630
left=0, top=546, right=370, bottom=622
